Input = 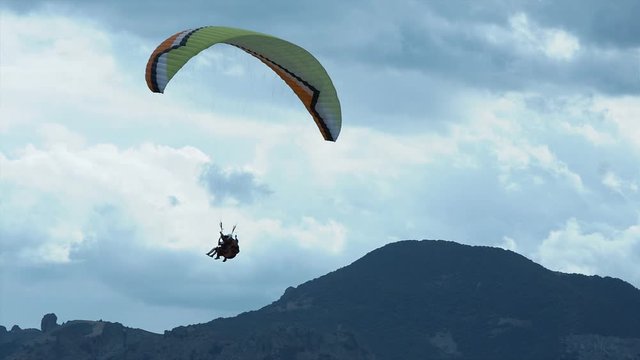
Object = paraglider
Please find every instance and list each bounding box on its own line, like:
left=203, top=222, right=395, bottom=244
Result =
left=145, top=26, right=342, bottom=141
left=207, top=222, right=240, bottom=262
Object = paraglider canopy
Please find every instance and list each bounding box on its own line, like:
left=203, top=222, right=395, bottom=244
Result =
left=145, top=26, right=342, bottom=141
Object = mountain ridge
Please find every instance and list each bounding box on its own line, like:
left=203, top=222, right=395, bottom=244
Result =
left=3, top=239, right=640, bottom=359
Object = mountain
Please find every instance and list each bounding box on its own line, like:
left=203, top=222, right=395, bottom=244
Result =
left=3, top=240, right=640, bottom=359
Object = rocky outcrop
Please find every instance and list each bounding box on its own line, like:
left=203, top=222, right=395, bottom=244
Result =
left=40, top=313, right=59, bottom=333
left=1, top=317, right=161, bottom=360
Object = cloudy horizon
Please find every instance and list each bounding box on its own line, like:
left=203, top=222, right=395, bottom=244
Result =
left=2, top=0, right=640, bottom=333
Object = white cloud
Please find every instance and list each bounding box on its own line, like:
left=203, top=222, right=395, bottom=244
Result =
left=3, top=7, right=640, bottom=334
left=36, top=224, right=85, bottom=264
left=602, top=171, right=623, bottom=193
left=0, top=10, right=290, bottom=146
left=0, top=138, right=213, bottom=256
left=37, top=123, right=88, bottom=149
left=543, top=29, right=581, bottom=61
left=561, top=122, right=615, bottom=146
left=508, top=13, right=581, bottom=61
left=535, top=218, right=640, bottom=285
left=0, top=133, right=352, bottom=263
left=493, top=141, right=585, bottom=193
left=191, top=47, right=248, bottom=77
left=594, top=96, right=640, bottom=154
left=499, top=236, right=518, bottom=251
left=442, top=93, right=587, bottom=193
left=288, top=217, right=347, bottom=253
left=0, top=13, right=120, bottom=128
left=0, top=10, right=355, bottom=263
left=297, top=125, right=465, bottom=189
left=298, top=92, right=587, bottom=196
left=602, top=170, right=638, bottom=195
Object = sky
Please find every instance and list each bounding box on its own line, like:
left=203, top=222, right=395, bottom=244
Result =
left=1, top=0, right=640, bottom=333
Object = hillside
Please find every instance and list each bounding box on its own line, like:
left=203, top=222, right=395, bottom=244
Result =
left=3, top=240, right=640, bottom=359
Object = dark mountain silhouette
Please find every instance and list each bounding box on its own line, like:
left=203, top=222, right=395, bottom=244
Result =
left=3, top=240, right=640, bottom=359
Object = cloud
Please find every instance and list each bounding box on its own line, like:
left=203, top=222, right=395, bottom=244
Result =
left=0, top=139, right=213, bottom=257
left=1, top=199, right=349, bottom=318
left=3, top=4, right=640, bottom=334
left=0, top=137, right=350, bottom=331
left=4, top=0, right=639, bottom=106
left=601, top=171, right=638, bottom=197
left=199, top=164, right=271, bottom=205
left=523, top=0, right=640, bottom=48
left=168, top=195, right=180, bottom=206
left=256, top=217, right=348, bottom=255
left=37, top=123, right=87, bottom=149
left=560, top=122, right=615, bottom=147
left=535, top=218, right=640, bottom=284
left=594, top=96, right=640, bottom=154
left=507, top=13, right=580, bottom=61
left=499, top=236, right=518, bottom=251
left=492, top=140, right=585, bottom=193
